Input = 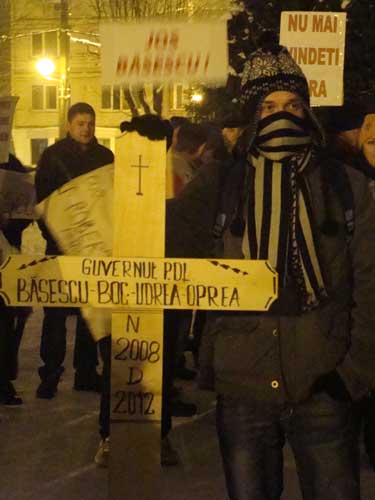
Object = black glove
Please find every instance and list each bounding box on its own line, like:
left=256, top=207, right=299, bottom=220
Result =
left=120, top=114, right=173, bottom=143
left=313, top=370, right=352, bottom=401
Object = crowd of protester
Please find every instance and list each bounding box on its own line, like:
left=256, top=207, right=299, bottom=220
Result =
left=2, top=34, right=375, bottom=500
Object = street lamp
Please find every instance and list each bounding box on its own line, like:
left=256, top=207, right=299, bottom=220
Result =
left=191, top=93, right=203, bottom=103
left=35, top=56, right=70, bottom=139
left=35, top=58, right=56, bottom=78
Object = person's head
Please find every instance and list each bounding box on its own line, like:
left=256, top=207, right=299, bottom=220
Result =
left=173, top=122, right=208, bottom=160
left=66, top=102, right=96, bottom=148
left=222, top=127, right=244, bottom=152
left=324, top=104, right=364, bottom=152
left=220, top=112, right=247, bottom=152
left=169, top=116, right=191, bottom=148
left=359, top=114, right=375, bottom=167
left=239, top=32, right=324, bottom=154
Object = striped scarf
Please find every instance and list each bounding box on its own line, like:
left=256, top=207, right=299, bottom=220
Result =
left=243, top=112, right=327, bottom=311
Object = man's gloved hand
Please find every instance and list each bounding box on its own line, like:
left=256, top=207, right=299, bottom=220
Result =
left=313, top=370, right=352, bottom=401
left=120, top=114, right=173, bottom=144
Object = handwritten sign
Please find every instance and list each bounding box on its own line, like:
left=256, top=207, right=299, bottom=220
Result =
left=0, top=254, right=277, bottom=311
left=280, top=11, right=347, bottom=106
left=0, top=96, right=19, bottom=163
left=35, top=164, right=114, bottom=256
left=100, top=21, right=228, bottom=85
left=0, top=169, right=36, bottom=219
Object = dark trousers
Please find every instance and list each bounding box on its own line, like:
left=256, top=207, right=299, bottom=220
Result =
left=216, top=392, right=360, bottom=500
left=0, top=303, right=28, bottom=395
left=99, top=335, right=111, bottom=440
left=39, top=307, right=98, bottom=379
left=354, top=394, right=375, bottom=458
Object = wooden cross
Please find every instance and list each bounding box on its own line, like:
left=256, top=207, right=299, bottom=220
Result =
left=0, top=133, right=277, bottom=500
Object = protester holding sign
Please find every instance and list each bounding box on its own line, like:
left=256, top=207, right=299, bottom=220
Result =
left=0, top=153, right=32, bottom=406
left=35, top=102, right=114, bottom=400
left=195, top=36, right=375, bottom=500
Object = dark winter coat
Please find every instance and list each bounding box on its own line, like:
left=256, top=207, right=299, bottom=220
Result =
left=35, top=135, right=114, bottom=254
left=197, top=156, right=375, bottom=403
left=0, top=154, right=32, bottom=249
left=166, top=157, right=226, bottom=259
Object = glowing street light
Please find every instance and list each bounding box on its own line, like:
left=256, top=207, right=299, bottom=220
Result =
left=35, top=57, right=56, bottom=79
left=35, top=55, right=70, bottom=139
left=191, top=93, right=203, bottom=103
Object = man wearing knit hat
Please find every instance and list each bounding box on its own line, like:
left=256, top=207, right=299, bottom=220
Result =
left=198, top=37, right=375, bottom=500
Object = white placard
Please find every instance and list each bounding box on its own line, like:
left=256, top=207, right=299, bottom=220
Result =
left=0, top=96, right=19, bottom=163
left=280, top=11, right=347, bottom=106
left=100, top=20, right=228, bottom=85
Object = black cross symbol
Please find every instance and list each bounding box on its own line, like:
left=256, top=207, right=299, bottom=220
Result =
left=131, top=154, right=149, bottom=196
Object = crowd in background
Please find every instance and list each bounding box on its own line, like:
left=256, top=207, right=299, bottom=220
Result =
left=2, top=37, right=375, bottom=500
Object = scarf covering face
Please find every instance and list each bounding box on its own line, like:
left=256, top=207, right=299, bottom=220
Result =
left=243, top=112, right=328, bottom=311
left=254, top=111, right=312, bottom=161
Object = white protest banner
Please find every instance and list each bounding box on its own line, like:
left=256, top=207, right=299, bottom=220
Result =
left=100, top=20, right=228, bottom=85
left=35, top=163, right=114, bottom=339
left=0, top=169, right=36, bottom=219
left=35, top=163, right=114, bottom=257
left=280, top=11, right=347, bottom=106
left=0, top=96, right=19, bottom=163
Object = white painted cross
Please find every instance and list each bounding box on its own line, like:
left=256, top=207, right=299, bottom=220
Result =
left=0, top=133, right=278, bottom=499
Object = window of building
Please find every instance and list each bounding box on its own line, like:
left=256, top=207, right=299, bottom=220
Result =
left=101, top=85, right=122, bottom=110
left=172, top=83, right=186, bottom=109
left=101, top=85, right=153, bottom=111
left=32, top=31, right=59, bottom=57
left=32, top=85, right=57, bottom=110
left=101, top=85, right=111, bottom=109
left=31, top=138, right=49, bottom=165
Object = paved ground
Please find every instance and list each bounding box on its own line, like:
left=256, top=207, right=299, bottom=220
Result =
left=1, top=224, right=375, bottom=500
left=2, top=308, right=375, bottom=500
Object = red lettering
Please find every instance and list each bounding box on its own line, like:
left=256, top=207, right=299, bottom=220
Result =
left=187, top=54, right=200, bottom=74
left=152, top=55, right=163, bottom=75
left=142, top=55, right=152, bottom=76
left=175, top=54, right=185, bottom=74
left=129, top=55, right=140, bottom=76
left=288, top=14, right=308, bottom=32
left=204, top=54, right=210, bottom=73
left=116, top=56, right=128, bottom=75
left=146, top=31, right=154, bottom=51
left=154, top=30, right=168, bottom=50
left=164, top=56, right=174, bottom=75
left=169, top=31, right=179, bottom=50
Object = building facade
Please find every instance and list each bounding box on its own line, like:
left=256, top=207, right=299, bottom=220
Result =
left=7, top=0, right=189, bottom=166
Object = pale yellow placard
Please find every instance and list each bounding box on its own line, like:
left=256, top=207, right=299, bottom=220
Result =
left=280, top=11, right=347, bottom=106
left=0, top=255, right=278, bottom=312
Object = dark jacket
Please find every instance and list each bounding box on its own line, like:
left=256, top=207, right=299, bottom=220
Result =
left=166, top=157, right=226, bottom=259
left=0, top=154, right=32, bottom=249
left=35, top=135, right=114, bottom=254
left=197, top=156, right=375, bottom=403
